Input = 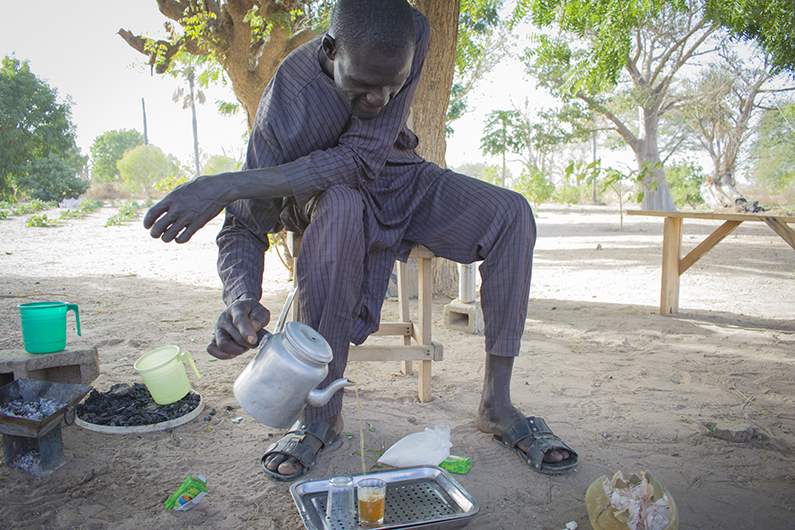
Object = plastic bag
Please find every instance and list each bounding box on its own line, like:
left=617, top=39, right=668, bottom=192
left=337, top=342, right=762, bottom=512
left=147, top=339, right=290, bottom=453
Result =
left=377, top=423, right=452, bottom=468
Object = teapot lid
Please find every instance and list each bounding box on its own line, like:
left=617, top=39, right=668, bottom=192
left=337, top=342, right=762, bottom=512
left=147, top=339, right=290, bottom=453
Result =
left=283, top=321, right=333, bottom=364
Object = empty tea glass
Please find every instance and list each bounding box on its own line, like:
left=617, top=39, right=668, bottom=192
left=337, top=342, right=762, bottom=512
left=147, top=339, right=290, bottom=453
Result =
left=326, top=474, right=356, bottom=528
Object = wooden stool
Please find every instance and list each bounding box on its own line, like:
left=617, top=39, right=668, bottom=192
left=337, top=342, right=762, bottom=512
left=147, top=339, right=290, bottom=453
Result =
left=286, top=233, right=443, bottom=402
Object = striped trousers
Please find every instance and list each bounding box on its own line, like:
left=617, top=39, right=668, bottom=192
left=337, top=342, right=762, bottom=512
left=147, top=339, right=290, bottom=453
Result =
left=295, top=168, right=536, bottom=424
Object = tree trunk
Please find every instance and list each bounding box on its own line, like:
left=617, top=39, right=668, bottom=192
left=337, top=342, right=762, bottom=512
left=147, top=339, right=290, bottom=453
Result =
left=412, top=0, right=460, bottom=298
left=700, top=174, right=742, bottom=208
left=219, top=1, right=315, bottom=131
left=188, top=71, right=201, bottom=177
left=637, top=105, right=676, bottom=212
left=700, top=75, right=767, bottom=209
left=411, top=0, right=459, bottom=167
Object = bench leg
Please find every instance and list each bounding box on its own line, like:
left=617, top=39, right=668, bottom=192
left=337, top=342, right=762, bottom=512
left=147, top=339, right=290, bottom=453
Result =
left=660, top=217, right=682, bottom=315
left=417, top=256, right=433, bottom=402
left=397, top=260, right=414, bottom=376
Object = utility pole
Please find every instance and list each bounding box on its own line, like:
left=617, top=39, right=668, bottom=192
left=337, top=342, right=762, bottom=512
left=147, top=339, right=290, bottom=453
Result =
left=142, top=98, right=148, bottom=145
left=591, top=129, right=597, bottom=203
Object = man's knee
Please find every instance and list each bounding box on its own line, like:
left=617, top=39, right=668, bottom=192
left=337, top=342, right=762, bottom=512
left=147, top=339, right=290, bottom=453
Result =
left=501, top=189, right=536, bottom=248
left=312, top=185, right=365, bottom=226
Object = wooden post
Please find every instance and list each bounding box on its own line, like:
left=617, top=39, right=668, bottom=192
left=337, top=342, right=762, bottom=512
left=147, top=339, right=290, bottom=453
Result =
left=660, top=217, right=682, bottom=315
left=398, top=261, right=413, bottom=376
left=288, top=233, right=302, bottom=322
left=418, top=255, right=433, bottom=402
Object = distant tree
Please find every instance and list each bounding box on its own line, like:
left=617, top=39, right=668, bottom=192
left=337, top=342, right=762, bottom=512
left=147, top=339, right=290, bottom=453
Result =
left=676, top=46, right=793, bottom=207
left=705, top=0, right=795, bottom=72
left=517, top=0, right=720, bottom=211
left=16, top=152, right=89, bottom=202
left=446, top=0, right=505, bottom=134
left=119, top=1, right=331, bottom=130
left=90, top=129, right=144, bottom=183
left=0, top=56, right=87, bottom=201
left=748, top=102, right=795, bottom=193
left=513, top=166, right=555, bottom=206
left=202, top=154, right=239, bottom=175
left=169, top=54, right=208, bottom=177
left=480, top=110, right=525, bottom=187
left=117, top=145, right=180, bottom=197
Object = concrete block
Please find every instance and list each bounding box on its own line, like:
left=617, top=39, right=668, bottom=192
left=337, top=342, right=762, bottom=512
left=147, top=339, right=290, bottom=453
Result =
left=0, top=347, right=100, bottom=387
left=444, top=300, right=484, bottom=334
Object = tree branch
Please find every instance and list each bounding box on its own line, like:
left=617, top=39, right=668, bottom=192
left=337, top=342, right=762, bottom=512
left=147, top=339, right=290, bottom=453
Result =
left=156, top=0, right=191, bottom=21
left=118, top=29, right=147, bottom=55
left=576, top=90, right=639, bottom=150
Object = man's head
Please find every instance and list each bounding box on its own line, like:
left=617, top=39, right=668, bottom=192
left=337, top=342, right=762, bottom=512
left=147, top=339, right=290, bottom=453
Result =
left=321, top=0, right=416, bottom=120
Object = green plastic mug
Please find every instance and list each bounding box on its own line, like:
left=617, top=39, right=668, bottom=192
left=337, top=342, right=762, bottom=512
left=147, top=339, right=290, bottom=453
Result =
left=18, top=301, right=81, bottom=354
left=134, top=346, right=202, bottom=405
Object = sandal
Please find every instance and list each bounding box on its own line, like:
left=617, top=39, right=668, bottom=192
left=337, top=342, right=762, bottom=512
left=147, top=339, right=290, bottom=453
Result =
left=261, top=419, right=341, bottom=482
left=494, top=417, right=578, bottom=475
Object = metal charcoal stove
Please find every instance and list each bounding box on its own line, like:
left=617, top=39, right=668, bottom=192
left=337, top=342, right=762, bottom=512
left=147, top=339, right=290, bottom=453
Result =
left=0, top=378, right=91, bottom=476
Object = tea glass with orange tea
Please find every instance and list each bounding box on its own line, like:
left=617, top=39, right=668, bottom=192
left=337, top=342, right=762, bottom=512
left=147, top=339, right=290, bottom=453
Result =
left=357, top=477, right=386, bottom=526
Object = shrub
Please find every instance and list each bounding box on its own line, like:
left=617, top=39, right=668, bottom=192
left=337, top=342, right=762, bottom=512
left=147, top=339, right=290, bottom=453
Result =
left=666, top=160, right=705, bottom=209
left=513, top=167, right=556, bottom=205
left=106, top=199, right=139, bottom=227
left=27, top=213, right=58, bottom=227
left=60, top=198, right=103, bottom=219
left=11, top=199, right=53, bottom=215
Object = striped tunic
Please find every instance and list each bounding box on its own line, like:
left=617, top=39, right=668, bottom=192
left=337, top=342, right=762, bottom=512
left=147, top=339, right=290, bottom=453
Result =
left=216, top=9, right=536, bottom=423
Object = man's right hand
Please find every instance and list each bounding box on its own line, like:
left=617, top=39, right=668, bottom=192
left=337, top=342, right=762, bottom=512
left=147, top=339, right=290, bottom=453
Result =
left=207, top=294, right=271, bottom=360
left=144, top=175, right=236, bottom=244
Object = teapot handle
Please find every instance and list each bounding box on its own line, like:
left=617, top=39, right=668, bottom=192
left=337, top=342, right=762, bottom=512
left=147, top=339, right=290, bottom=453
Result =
left=256, top=328, right=272, bottom=345
left=255, top=286, right=298, bottom=346
left=275, top=287, right=297, bottom=333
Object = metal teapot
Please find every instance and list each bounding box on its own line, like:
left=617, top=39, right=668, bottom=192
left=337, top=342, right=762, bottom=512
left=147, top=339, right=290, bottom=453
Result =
left=233, top=289, right=354, bottom=428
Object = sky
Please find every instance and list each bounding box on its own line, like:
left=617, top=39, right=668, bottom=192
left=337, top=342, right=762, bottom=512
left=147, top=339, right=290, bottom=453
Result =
left=1, top=1, right=555, bottom=176
left=1, top=2, right=249, bottom=167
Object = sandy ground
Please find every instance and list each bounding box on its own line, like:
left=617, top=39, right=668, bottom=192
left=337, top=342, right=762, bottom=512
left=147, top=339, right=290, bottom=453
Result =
left=1, top=203, right=794, bottom=530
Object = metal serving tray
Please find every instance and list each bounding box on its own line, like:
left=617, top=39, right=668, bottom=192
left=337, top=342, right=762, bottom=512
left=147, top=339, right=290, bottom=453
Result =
left=290, top=466, right=479, bottom=530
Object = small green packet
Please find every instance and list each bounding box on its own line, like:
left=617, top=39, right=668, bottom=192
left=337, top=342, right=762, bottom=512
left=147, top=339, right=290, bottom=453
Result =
left=165, top=475, right=208, bottom=511
left=439, top=455, right=471, bottom=474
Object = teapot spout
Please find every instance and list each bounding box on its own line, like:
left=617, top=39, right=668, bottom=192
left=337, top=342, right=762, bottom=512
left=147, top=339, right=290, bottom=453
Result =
left=306, top=378, right=355, bottom=408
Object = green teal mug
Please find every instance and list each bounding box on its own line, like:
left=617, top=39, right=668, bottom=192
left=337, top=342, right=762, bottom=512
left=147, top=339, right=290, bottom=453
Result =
left=18, top=301, right=81, bottom=354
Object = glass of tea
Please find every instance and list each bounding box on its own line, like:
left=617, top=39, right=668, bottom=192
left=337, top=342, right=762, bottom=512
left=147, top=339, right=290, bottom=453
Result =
left=357, top=477, right=387, bottom=526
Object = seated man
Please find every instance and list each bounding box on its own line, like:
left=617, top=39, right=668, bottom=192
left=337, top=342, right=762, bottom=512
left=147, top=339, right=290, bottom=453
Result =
left=143, top=0, right=577, bottom=481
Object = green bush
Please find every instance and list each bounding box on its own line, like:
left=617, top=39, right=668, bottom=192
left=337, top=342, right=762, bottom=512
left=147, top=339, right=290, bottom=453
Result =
left=513, top=167, right=556, bottom=205
left=554, top=181, right=592, bottom=204
left=117, top=145, right=179, bottom=196
left=26, top=213, right=58, bottom=227
left=666, top=160, right=705, bottom=209
left=11, top=199, right=53, bottom=215
left=60, top=198, right=103, bottom=219
left=106, top=199, right=139, bottom=227
left=16, top=153, right=90, bottom=203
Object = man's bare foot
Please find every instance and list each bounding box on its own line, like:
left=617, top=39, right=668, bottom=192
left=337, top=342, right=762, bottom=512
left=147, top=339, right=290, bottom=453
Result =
left=263, top=413, right=344, bottom=478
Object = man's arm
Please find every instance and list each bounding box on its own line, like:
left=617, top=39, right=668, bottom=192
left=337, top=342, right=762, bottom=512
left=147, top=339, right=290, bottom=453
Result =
left=143, top=165, right=291, bottom=244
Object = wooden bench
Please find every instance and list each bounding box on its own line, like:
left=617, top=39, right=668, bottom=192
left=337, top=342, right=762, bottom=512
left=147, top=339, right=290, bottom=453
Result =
left=287, top=233, right=443, bottom=402
left=627, top=210, right=795, bottom=315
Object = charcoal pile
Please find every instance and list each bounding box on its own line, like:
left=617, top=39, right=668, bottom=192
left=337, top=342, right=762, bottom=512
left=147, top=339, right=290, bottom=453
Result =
left=0, top=397, right=63, bottom=421
left=76, top=383, right=200, bottom=427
